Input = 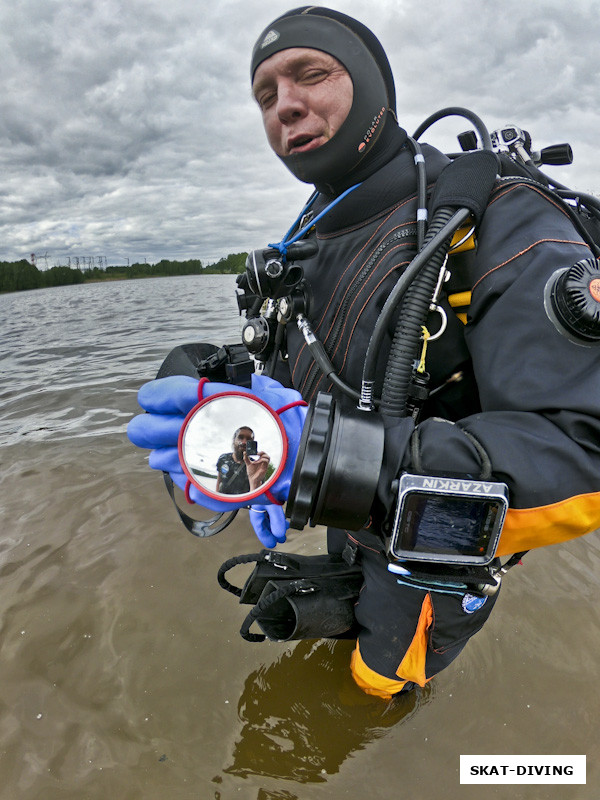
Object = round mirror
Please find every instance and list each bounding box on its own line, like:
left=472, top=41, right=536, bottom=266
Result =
left=178, top=392, right=287, bottom=502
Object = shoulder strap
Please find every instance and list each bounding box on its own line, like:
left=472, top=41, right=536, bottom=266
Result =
left=217, top=458, right=248, bottom=493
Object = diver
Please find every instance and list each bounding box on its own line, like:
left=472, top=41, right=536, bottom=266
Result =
left=128, top=7, right=600, bottom=699
left=215, top=425, right=270, bottom=495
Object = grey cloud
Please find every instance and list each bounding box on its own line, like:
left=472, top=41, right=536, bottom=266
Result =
left=374, top=0, right=600, bottom=187
left=0, top=0, right=599, bottom=266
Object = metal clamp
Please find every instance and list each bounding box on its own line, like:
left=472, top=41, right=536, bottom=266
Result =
left=426, top=304, right=448, bottom=341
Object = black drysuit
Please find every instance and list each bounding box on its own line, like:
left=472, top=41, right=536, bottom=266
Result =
left=272, top=141, right=600, bottom=696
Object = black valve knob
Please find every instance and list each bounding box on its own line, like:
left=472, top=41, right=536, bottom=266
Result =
left=539, top=143, right=573, bottom=166
left=545, top=257, right=600, bottom=345
left=242, top=316, right=272, bottom=355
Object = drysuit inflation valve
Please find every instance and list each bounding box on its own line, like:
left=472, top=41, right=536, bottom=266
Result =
left=544, top=257, right=600, bottom=346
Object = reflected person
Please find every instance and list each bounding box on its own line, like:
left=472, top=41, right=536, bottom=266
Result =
left=215, top=426, right=270, bottom=495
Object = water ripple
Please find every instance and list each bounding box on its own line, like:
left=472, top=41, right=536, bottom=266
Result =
left=0, top=276, right=242, bottom=445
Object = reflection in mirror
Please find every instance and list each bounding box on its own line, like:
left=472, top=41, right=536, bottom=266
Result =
left=180, top=394, right=285, bottom=499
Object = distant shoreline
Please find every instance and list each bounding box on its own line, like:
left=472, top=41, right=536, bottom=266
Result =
left=0, top=255, right=247, bottom=294
left=0, top=272, right=244, bottom=295
left=82, top=271, right=242, bottom=283
left=0, top=271, right=242, bottom=295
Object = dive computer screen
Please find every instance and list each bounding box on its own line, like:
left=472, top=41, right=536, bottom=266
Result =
left=389, top=475, right=509, bottom=566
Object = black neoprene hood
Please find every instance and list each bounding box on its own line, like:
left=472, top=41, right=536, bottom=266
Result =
left=251, top=7, right=394, bottom=188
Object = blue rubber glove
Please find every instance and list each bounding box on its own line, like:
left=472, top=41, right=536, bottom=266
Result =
left=249, top=505, right=290, bottom=548
left=127, top=374, right=307, bottom=539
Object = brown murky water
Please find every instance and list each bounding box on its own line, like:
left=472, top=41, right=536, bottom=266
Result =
left=1, top=276, right=598, bottom=799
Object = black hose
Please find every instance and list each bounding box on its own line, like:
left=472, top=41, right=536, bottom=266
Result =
left=556, top=189, right=600, bottom=217
left=264, top=319, right=286, bottom=378
left=309, top=341, right=361, bottom=402
left=412, top=106, right=493, bottom=151
left=361, top=208, right=470, bottom=402
left=296, top=316, right=362, bottom=403
left=407, top=136, right=428, bottom=250
left=379, top=207, right=457, bottom=416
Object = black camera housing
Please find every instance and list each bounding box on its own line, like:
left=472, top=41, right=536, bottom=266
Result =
left=286, top=393, right=385, bottom=531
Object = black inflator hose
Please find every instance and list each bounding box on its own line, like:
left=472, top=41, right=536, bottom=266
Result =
left=300, top=208, right=462, bottom=408
left=361, top=208, right=470, bottom=405
left=365, top=150, right=499, bottom=415
left=379, top=207, right=458, bottom=416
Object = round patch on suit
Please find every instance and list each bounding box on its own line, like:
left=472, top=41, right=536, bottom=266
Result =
left=462, top=593, right=488, bottom=614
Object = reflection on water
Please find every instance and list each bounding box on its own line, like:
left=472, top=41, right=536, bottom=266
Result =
left=224, top=640, right=428, bottom=783
left=1, top=277, right=599, bottom=799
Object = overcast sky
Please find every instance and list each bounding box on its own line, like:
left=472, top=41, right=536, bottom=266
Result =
left=1, top=0, right=599, bottom=267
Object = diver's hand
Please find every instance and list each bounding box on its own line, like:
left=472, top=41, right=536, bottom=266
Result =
left=249, top=504, right=289, bottom=547
left=127, top=374, right=198, bottom=447
left=245, top=451, right=270, bottom=491
left=127, top=373, right=307, bottom=520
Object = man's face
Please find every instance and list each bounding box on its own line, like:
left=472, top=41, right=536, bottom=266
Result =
left=233, top=427, right=254, bottom=457
left=252, top=47, right=353, bottom=158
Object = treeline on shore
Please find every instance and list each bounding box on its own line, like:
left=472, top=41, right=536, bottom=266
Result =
left=0, top=253, right=247, bottom=293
